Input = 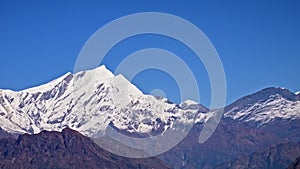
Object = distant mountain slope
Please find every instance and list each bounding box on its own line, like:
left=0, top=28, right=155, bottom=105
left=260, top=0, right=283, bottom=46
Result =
left=225, top=87, right=300, bottom=127
left=215, top=141, right=300, bottom=169
left=159, top=87, right=300, bottom=169
left=159, top=118, right=281, bottom=169
left=0, top=128, right=171, bottom=169
left=224, top=87, right=300, bottom=143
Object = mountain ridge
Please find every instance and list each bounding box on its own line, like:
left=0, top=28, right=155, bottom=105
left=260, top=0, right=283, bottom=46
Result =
left=224, top=87, right=300, bottom=127
left=0, top=65, right=209, bottom=137
left=0, top=128, right=171, bottom=169
left=1, top=65, right=300, bottom=168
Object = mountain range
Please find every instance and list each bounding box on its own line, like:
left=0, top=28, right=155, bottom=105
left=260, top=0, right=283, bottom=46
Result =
left=0, top=128, right=170, bottom=169
left=1, top=65, right=300, bottom=169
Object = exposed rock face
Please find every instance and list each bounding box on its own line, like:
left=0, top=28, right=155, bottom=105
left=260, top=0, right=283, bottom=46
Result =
left=287, top=156, right=300, bottom=169
left=159, top=118, right=281, bottom=169
left=215, top=141, right=300, bottom=169
left=0, top=127, right=16, bottom=139
left=0, top=128, right=171, bottom=169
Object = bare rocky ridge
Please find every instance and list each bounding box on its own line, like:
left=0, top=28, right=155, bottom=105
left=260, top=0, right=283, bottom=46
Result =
left=0, top=128, right=171, bottom=169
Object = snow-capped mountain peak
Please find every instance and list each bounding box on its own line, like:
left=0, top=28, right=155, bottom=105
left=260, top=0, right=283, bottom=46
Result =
left=224, top=87, right=300, bottom=127
left=113, top=74, right=143, bottom=96
left=86, top=65, right=114, bottom=79
left=181, top=99, right=199, bottom=105
left=1, top=64, right=299, bottom=143
left=0, top=65, right=209, bottom=137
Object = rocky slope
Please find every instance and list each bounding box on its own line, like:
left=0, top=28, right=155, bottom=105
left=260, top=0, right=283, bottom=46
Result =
left=215, top=141, right=300, bottom=169
left=287, top=156, right=300, bottom=169
left=159, top=87, right=300, bottom=169
left=0, top=128, right=170, bottom=169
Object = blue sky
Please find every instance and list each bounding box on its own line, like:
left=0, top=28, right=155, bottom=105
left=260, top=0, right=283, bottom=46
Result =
left=0, top=1, right=299, bottom=107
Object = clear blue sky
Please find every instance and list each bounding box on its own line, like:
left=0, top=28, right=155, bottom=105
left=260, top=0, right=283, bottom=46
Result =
left=1, top=1, right=299, bottom=107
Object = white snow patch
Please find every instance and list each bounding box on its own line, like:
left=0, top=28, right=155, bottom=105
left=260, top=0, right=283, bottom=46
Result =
left=182, top=99, right=199, bottom=105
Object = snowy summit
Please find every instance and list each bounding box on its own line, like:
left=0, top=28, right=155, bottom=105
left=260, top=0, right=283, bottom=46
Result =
left=0, top=65, right=209, bottom=137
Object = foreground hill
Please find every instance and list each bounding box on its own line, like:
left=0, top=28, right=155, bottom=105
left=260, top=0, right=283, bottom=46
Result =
left=0, top=128, right=170, bottom=169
